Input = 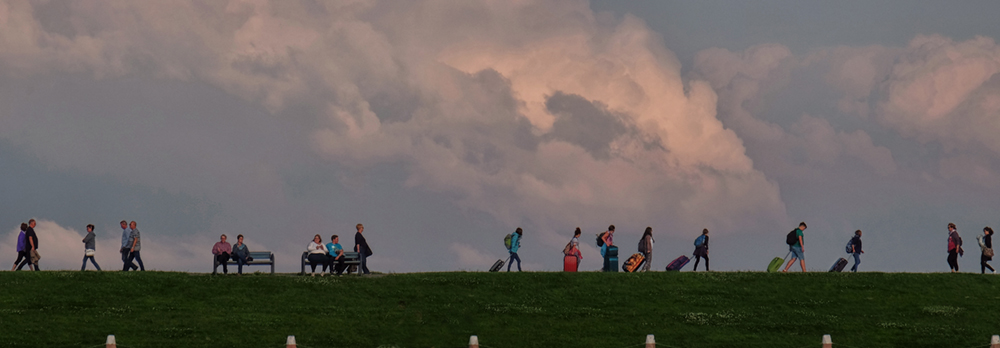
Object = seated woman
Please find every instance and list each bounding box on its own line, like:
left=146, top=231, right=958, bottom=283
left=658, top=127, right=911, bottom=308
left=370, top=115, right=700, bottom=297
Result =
left=212, top=234, right=232, bottom=274
left=232, top=234, right=251, bottom=275
left=307, top=234, right=329, bottom=276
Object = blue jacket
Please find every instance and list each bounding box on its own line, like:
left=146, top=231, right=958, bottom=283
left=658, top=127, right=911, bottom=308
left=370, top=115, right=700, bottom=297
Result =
left=509, top=233, right=521, bottom=253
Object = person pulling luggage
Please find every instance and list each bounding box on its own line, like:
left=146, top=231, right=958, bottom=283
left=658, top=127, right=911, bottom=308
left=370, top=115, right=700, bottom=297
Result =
left=848, top=230, right=864, bottom=272
left=507, top=227, right=523, bottom=272
left=638, top=227, right=654, bottom=271
left=693, top=229, right=709, bottom=271
left=782, top=222, right=807, bottom=273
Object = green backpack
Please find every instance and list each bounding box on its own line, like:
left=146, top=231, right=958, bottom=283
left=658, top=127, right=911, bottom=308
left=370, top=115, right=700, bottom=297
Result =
left=504, top=234, right=513, bottom=250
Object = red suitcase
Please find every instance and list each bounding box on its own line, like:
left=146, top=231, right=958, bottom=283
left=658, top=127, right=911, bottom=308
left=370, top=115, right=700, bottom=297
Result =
left=564, top=255, right=578, bottom=272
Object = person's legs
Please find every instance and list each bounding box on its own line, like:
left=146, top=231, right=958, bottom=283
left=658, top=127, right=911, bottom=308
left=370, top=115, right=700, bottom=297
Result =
left=642, top=252, right=652, bottom=271
left=851, top=253, right=861, bottom=272
left=513, top=252, right=522, bottom=271
left=89, top=256, right=101, bottom=271
left=947, top=251, right=959, bottom=272
left=122, top=250, right=138, bottom=271
left=13, top=251, right=26, bottom=271
left=131, top=251, right=145, bottom=271
left=693, top=255, right=701, bottom=271
left=360, top=248, right=371, bottom=274
left=798, top=259, right=806, bottom=272
left=704, top=255, right=710, bottom=271
left=235, top=256, right=246, bottom=274
left=333, top=258, right=346, bottom=275
left=216, top=254, right=229, bottom=274
left=307, top=254, right=324, bottom=274
left=82, top=256, right=88, bottom=271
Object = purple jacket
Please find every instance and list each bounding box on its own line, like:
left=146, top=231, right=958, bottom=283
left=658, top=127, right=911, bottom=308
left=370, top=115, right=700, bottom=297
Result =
left=16, top=231, right=25, bottom=252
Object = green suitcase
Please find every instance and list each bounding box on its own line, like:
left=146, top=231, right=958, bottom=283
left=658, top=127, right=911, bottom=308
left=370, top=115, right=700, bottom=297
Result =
left=767, top=252, right=791, bottom=272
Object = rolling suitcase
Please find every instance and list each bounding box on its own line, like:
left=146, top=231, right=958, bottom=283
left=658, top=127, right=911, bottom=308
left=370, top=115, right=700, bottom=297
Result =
left=622, top=253, right=645, bottom=272
left=768, top=252, right=791, bottom=272
left=564, top=255, right=578, bottom=272
left=489, top=258, right=506, bottom=272
left=829, top=257, right=848, bottom=272
left=603, top=246, right=619, bottom=272
left=665, top=255, right=690, bottom=271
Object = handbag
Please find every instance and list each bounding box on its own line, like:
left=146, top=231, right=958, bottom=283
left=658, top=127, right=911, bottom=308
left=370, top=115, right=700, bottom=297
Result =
left=986, top=248, right=995, bottom=258
left=85, top=249, right=96, bottom=257
left=30, top=250, right=41, bottom=263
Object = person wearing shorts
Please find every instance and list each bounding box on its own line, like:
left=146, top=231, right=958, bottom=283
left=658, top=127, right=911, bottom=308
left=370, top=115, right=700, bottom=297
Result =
left=783, top=222, right=808, bottom=272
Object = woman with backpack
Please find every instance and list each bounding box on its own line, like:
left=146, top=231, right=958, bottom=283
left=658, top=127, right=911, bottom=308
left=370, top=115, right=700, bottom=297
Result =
left=693, top=229, right=709, bottom=271
left=507, top=228, right=523, bottom=272
left=947, top=223, right=962, bottom=272
left=980, top=227, right=994, bottom=274
left=639, top=227, right=654, bottom=271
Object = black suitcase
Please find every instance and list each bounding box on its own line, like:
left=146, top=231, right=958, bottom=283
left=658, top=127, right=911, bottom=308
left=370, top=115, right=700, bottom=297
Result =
left=829, top=258, right=848, bottom=272
left=489, top=258, right=505, bottom=272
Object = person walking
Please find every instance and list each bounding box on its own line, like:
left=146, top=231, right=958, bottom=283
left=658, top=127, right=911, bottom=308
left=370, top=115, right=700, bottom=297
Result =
left=123, top=221, right=145, bottom=271
left=354, top=224, right=373, bottom=275
left=232, top=234, right=251, bottom=275
left=307, top=234, right=329, bottom=276
left=947, top=223, right=962, bottom=273
left=81, top=224, right=101, bottom=271
left=849, top=230, right=864, bottom=272
left=980, top=227, right=994, bottom=274
left=639, top=227, right=654, bottom=271
left=782, top=222, right=808, bottom=273
left=693, top=229, right=709, bottom=271
left=326, top=234, right=346, bottom=276
left=11, top=223, right=29, bottom=271
left=16, top=219, right=39, bottom=271
left=507, top=227, right=523, bottom=272
left=212, top=234, right=232, bottom=274
left=119, top=221, right=138, bottom=271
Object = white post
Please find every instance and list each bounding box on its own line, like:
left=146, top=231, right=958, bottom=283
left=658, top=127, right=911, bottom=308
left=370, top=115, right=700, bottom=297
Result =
left=990, top=335, right=999, bottom=348
left=645, top=334, right=655, bottom=348
left=286, top=335, right=296, bottom=348
left=105, top=335, right=116, bottom=348
left=822, top=334, right=832, bottom=348
left=469, top=335, right=479, bottom=348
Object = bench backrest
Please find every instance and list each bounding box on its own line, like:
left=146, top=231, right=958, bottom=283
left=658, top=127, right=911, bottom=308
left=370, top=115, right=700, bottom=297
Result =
left=247, top=251, right=273, bottom=260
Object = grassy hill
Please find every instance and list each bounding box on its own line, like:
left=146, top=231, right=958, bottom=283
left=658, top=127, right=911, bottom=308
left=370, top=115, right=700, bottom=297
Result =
left=1, top=271, right=999, bottom=348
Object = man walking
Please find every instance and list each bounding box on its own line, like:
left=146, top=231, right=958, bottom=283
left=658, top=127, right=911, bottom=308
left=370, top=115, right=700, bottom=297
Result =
left=849, top=230, right=864, bottom=272
left=947, top=223, right=962, bottom=272
left=120, top=221, right=138, bottom=271
left=123, top=221, right=145, bottom=271
left=354, top=224, right=372, bottom=275
left=782, top=222, right=808, bottom=273
left=16, top=219, right=39, bottom=271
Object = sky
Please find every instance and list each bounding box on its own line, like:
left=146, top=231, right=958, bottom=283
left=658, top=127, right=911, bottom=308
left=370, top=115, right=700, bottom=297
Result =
left=3, top=0, right=1000, bottom=273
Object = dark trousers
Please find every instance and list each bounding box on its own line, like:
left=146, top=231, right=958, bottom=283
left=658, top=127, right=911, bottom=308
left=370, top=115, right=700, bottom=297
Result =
left=328, top=256, right=346, bottom=275
left=982, top=254, right=994, bottom=274
left=13, top=251, right=34, bottom=271
left=121, top=249, right=138, bottom=271
left=307, top=253, right=328, bottom=273
left=215, top=253, right=231, bottom=273
left=82, top=255, right=101, bottom=271
left=233, top=254, right=249, bottom=274
left=124, top=250, right=145, bottom=271
left=507, top=252, right=522, bottom=272
left=693, top=255, right=709, bottom=271
left=15, top=251, right=37, bottom=271
left=947, top=250, right=959, bottom=271
left=359, top=247, right=371, bottom=274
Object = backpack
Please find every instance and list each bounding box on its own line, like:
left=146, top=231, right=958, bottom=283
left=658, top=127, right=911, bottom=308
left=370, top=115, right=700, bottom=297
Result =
left=785, top=230, right=798, bottom=246
left=845, top=238, right=854, bottom=254
left=563, top=241, right=574, bottom=255
left=694, top=235, right=706, bottom=247
left=504, top=234, right=513, bottom=251
left=596, top=232, right=607, bottom=247
left=638, top=237, right=647, bottom=254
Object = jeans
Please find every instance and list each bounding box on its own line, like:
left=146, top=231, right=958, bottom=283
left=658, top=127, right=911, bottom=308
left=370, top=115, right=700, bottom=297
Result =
left=359, top=246, right=371, bottom=274
left=121, top=249, right=138, bottom=271
left=947, top=250, right=959, bottom=271
left=307, top=253, right=328, bottom=273
left=82, top=255, right=101, bottom=271
left=507, top=252, right=521, bottom=272
left=233, top=254, right=249, bottom=274
left=215, top=253, right=231, bottom=274
left=124, top=250, right=145, bottom=271
left=850, top=253, right=861, bottom=272
left=328, top=256, right=346, bottom=275
left=982, top=254, right=994, bottom=274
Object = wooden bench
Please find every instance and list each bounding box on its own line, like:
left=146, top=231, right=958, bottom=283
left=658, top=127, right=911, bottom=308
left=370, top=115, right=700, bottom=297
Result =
left=300, top=251, right=361, bottom=275
left=212, top=251, right=274, bottom=274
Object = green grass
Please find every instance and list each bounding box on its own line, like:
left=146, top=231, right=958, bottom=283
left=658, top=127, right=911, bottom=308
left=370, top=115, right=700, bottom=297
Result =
left=1, top=271, right=999, bottom=348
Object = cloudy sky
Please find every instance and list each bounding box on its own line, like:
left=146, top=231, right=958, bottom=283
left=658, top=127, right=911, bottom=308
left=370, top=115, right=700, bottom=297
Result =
left=3, top=0, right=1000, bottom=273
